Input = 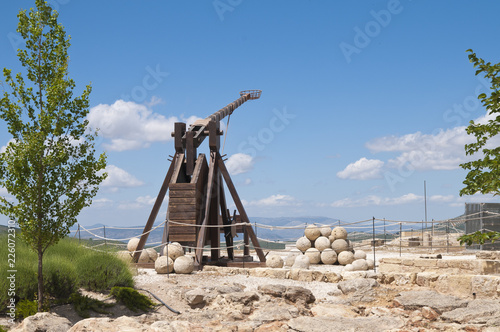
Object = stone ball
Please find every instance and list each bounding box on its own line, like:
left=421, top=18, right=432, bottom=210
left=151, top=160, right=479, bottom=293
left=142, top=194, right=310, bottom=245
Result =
left=174, top=255, right=194, bottom=274
left=296, top=236, right=312, bottom=252
left=285, top=250, right=301, bottom=267
left=319, top=226, right=331, bottom=237
left=146, top=248, right=158, bottom=262
left=292, top=255, right=310, bottom=269
left=338, top=251, right=355, bottom=265
left=346, top=239, right=354, bottom=251
left=366, top=259, right=375, bottom=270
left=116, top=250, right=133, bottom=263
left=354, top=250, right=367, bottom=260
left=155, top=255, right=174, bottom=274
left=138, top=250, right=151, bottom=263
left=344, top=264, right=354, bottom=272
left=314, top=236, right=331, bottom=252
left=328, top=233, right=336, bottom=243
left=127, top=238, right=140, bottom=252
left=304, top=225, right=321, bottom=241
left=163, top=243, right=184, bottom=261
left=352, top=259, right=368, bottom=271
left=331, top=239, right=349, bottom=254
left=266, top=254, right=284, bottom=268
left=332, top=226, right=347, bottom=240
left=304, top=248, right=321, bottom=264
left=320, top=248, right=337, bottom=265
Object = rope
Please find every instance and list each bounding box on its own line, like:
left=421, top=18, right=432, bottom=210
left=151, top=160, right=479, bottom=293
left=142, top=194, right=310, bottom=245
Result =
left=79, top=220, right=166, bottom=242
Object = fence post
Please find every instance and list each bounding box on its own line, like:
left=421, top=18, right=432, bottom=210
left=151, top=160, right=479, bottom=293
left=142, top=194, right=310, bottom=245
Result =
left=383, top=218, right=386, bottom=246
left=78, top=224, right=81, bottom=243
left=372, top=217, right=376, bottom=273
left=103, top=225, right=107, bottom=250
left=446, top=222, right=449, bottom=254
left=399, top=222, right=402, bottom=257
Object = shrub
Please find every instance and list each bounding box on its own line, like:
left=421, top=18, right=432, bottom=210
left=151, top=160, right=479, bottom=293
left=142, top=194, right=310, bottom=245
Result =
left=15, top=299, right=37, bottom=320
left=43, top=257, right=78, bottom=300
left=110, top=287, right=155, bottom=312
left=68, top=292, right=112, bottom=318
left=76, top=251, right=133, bottom=292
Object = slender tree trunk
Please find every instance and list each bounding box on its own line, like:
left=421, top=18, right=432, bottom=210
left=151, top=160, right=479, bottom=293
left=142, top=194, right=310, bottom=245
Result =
left=37, top=249, right=44, bottom=312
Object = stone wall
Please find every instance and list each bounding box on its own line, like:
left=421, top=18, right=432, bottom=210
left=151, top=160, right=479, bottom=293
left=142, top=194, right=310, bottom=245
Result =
left=378, top=257, right=500, bottom=275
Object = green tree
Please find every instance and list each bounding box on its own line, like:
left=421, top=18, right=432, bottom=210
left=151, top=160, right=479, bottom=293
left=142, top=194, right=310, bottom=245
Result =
left=0, top=0, right=107, bottom=311
left=459, top=49, right=500, bottom=246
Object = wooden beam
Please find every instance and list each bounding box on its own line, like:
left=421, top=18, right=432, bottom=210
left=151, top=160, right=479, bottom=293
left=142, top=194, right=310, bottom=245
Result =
left=134, top=153, right=179, bottom=262
left=217, top=153, right=266, bottom=262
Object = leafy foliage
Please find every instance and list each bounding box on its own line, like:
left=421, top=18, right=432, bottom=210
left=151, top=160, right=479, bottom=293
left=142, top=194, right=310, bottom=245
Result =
left=110, top=287, right=156, bottom=312
left=458, top=231, right=500, bottom=246
left=0, top=0, right=106, bottom=310
left=15, top=299, right=38, bottom=320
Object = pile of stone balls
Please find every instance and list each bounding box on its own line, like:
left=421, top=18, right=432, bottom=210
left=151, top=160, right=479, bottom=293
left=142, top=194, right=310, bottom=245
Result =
left=121, top=238, right=194, bottom=274
left=285, top=225, right=374, bottom=271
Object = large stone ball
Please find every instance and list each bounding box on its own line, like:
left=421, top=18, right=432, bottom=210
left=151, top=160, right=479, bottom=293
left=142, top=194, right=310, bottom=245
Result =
left=331, top=239, right=349, bottom=254
left=320, top=248, right=337, bottom=265
left=332, top=226, right=347, bottom=240
left=352, top=259, right=368, bottom=271
left=304, top=248, right=321, bottom=264
left=346, top=239, right=354, bottom=251
left=338, top=251, right=355, bottom=265
left=354, top=250, right=367, bottom=260
left=344, top=264, right=354, bottom=272
left=292, top=255, right=310, bottom=269
left=319, top=226, right=331, bottom=237
left=285, top=250, right=301, bottom=267
left=174, top=255, right=194, bottom=274
left=296, top=236, right=312, bottom=252
left=138, top=250, right=151, bottom=263
left=328, top=233, right=336, bottom=243
left=266, top=254, right=284, bottom=268
left=155, top=256, right=174, bottom=274
left=116, top=250, right=133, bottom=263
left=366, top=259, right=375, bottom=270
left=146, top=248, right=158, bottom=262
left=127, top=238, right=140, bottom=252
left=304, top=225, right=321, bottom=241
left=314, top=236, right=331, bottom=252
left=163, top=243, right=184, bottom=261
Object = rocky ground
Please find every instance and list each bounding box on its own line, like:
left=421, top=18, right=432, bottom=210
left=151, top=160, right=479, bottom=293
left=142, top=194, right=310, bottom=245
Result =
left=3, top=249, right=500, bottom=331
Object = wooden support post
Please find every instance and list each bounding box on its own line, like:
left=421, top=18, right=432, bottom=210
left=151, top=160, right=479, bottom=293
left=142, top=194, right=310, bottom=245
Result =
left=217, top=153, right=266, bottom=262
left=219, top=174, right=234, bottom=260
left=134, top=153, right=178, bottom=262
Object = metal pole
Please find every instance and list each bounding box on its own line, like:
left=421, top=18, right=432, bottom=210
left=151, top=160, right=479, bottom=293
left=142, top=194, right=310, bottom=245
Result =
left=480, top=203, right=484, bottom=251
left=446, top=222, right=449, bottom=254
left=383, top=218, right=386, bottom=246
left=103, top=225, right=107, bottom=250
left=399, top=222, right=402, bottom=257
left=372, top=217, right=376, bottom=272
left=78, top=224, right=81, bottom=243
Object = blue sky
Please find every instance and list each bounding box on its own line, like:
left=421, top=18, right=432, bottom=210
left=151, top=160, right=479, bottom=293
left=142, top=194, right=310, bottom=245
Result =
left=1, top=0, right=500, bottom=227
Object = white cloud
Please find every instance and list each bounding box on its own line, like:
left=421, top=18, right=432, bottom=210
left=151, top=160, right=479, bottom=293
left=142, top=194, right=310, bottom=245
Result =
left=101, top=165, right=144, bottom=191
left=331, top=193, right=422, bottom=208
left=1, top=139, right=16, bottom=154
left=118, top=195, right=166, bottom=210
left=244, top=194, right=298, bottom=207
left=226, top=153, right=254, bottom=175
left=337, top=158, right=384, bottom=180
left=87, top=100, right=200, bottom=151
left=0, top=187, right=9, bottom=197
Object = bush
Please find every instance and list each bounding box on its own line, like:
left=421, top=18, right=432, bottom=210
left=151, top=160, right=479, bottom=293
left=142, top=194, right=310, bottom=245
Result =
left=76, top=251, right=133, bottom=292
left=0, top=235, right=134, bottom=312
left=68, top=292, right=112, bottom=318
left=110, top=287, right=155, bottom=312
left=15, top=299, right=38, bottom=320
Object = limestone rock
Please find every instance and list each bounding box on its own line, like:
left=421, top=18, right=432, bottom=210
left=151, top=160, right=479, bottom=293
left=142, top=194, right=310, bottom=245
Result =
left=258, top=284, right=286, bottom=297
left=352, top=259, right=368, bottom=271
left=163, top=243, right=184, bottom=261
left=155, top=255, right=174, bottom=274
left=174, top=255, right=194, bottom=274
left=320, top=248, right=337, bottom=265
left=441, top=299, right=500, bottom=324
left=319, top=226, right=331, bottom=237
left=305, top=248, right=321, bottom=264
left=338, top=278, right=379, bottom=294
left=292, top=255, right=310, bottom=269
left=296, top=236, right=312, bottom=252
left=287, top=315, right=404, bottom=332
left=266, top=254, right=284, bottom=268
left=127, top=237, right=140, bottom=252
left=332, top=226, right=347, bottom=240
left=285, top=250, right=301, bottom=267
left=225, top=291, right=260, bottom=305
left=285, top=286, right=315, bottom=304
left=338, top=251, right=355, bottom=265
left=11, top=312, right=71, bottom=332
left=343, top=263, right=354, bottom=272
left=394, top=290, right=468, bottom=312
left=304, top=225, right=321, bottom=241
left=331, top=239, right=349, bottom=254
left=354, top=250, right=366, bottom=260
left=185, top=288, right=208, bottom=306
left=314, top=236, right=331, bottom=252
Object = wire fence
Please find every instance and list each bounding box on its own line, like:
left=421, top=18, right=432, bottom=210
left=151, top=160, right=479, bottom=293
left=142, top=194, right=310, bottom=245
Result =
left=68, top=211, right=500, bottom=256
